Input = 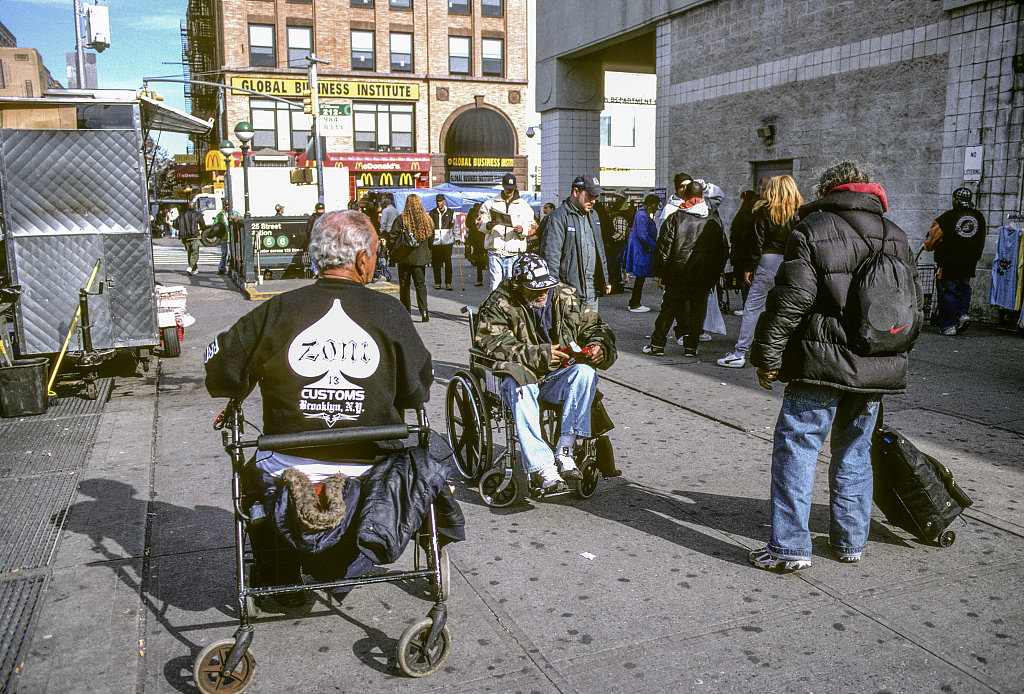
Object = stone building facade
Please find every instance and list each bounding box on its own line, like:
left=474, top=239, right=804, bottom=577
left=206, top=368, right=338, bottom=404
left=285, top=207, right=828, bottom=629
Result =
left=184, top=0, right=529, bottom=195
left=536, top=0, right=1023, bottom=315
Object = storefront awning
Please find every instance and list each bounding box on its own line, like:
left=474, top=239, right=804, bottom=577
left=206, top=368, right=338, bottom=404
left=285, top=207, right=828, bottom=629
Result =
left=139, top=96, right=213, bottom=135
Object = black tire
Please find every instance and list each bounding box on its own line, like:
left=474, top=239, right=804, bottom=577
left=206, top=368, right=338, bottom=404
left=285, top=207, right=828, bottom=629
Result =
left=445, top=372, right=491, bottom=481
left=396, top=618, right=451, bottom=678
left=575, top=462, right=600, bottom=499
left=193, top=638, right=257, bottom=694
left=161, top=326, right=181, bottom=358
left=200, top=226, right=226, bottom=247
left=478, top=468, right=520, bottom=508
left=938, top=530, right=956, bottom=547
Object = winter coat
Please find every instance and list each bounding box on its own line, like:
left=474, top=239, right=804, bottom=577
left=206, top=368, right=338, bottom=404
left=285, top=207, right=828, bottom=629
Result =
left=652, top=206, right=728, bottom=289
left=474, top=281, right=617, bottom=386
left=745, top=207, right=798, bottom=270
left=177, top=207, right=205, bottom=241
left=750, top=188, right=923, bottom=394
left=356, top=447, right=465, bottom=564
left=429, top=206, right=456, bottom=246
left=540, top=199, right=609, bottom=304
left=925, top=206, right=987, bottom=279
left=478, top=192, right=536, bottom=255
left=387, top=216, right=432, bottom=267
left=621, top=207, right=657, bottom=278
left=728, top=205, right=758, bottom=273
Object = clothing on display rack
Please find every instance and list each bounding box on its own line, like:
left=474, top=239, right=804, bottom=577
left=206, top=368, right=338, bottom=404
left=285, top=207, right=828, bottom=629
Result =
left=989, top=220, right=1022, bottom=311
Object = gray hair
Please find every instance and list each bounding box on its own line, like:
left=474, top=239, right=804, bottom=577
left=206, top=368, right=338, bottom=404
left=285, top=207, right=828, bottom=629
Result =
left=815, top=161, right=873, bottom=198
left=308, top=210, right=375, bottom=273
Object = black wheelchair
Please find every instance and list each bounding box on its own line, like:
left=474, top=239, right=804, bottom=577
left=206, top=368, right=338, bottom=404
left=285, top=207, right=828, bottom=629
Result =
left=193, top=401, right=452, bottom=692
left=445, top=306, right=616, bottom=508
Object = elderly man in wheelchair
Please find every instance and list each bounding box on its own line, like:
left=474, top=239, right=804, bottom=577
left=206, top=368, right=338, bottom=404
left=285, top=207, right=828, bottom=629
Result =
left=204, top=210, right=463, bottom=609
left=472, top=253, right=618, bottom=494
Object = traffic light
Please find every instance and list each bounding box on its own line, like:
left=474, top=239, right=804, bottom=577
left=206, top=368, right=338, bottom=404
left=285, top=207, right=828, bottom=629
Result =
left=302, top=89, right=313, bottom=115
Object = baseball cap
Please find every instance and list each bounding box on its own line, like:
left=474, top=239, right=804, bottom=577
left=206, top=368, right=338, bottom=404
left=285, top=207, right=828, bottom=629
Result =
left=435, top=194, right=446, bottom=202
left=511, top=253, right=558, bottom=290
left=572, top=173, right=602, bottom=196
left=501, top=173, right=517, bottom=190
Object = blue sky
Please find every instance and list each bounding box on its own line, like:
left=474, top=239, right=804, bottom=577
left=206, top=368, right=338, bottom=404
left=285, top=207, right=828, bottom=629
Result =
left=2, top=0, right=191, bottom=152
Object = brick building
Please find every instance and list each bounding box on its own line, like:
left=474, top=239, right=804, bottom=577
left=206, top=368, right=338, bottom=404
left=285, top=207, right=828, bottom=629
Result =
left=536, top=0, right=1023, bottom=317
left=183, top=0, right=529, bottom=196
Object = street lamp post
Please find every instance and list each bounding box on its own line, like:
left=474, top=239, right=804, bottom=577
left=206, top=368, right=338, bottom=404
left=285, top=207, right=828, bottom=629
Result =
left=217, top=139, right=234, bottom=214
left=233, top=122, right=255, bottom=218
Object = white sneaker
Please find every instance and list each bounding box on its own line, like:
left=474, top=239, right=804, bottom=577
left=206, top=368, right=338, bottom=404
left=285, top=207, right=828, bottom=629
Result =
left=716, top=352, right=746, bottom=368
left=733, top=309, right=744, bottom=316
left=628, top=305, right=651, bottom=313
left=699, top=332, right=712, bottom=342
left=536, top=465, right=564, bottom=489
left=555, top=448, right=582, bottom=480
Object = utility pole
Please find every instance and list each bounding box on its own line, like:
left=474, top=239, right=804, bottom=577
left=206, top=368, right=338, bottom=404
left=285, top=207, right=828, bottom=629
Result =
left=72, top=0, right=86, bottom=89
left=306, top=54, right=329, bottom=206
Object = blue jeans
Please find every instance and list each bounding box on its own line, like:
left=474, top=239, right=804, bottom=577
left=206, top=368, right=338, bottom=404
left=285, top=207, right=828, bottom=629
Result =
left=733, top=254, right=783, bottom=356
left=936, top=276, right=971, bottom=330
left=768, top=384, right=879, bottom=560
left=218, top=242, right=229, bottom=272
left=499, top=364, right=597, bottom=473
left=488, top=252, right=517, bottom=291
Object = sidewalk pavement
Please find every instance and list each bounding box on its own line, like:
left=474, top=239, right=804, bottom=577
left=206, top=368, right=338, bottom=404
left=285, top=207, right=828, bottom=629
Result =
left=9, top=256, right=1024, bottom=693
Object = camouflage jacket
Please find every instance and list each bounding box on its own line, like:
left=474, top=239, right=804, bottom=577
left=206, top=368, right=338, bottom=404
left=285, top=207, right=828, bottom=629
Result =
left=473, top=281, right=617, bottom=385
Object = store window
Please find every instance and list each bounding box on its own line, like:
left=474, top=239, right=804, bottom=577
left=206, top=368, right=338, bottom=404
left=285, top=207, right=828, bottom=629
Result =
left=353, top=102, right=414, bottom=152
left=248, top=24, right=276, bottom=68
left=390, top=0, right=412, bottom=8
left=481, top=38, right=503, bottom=76
left=351, top=0, right=373, bottom=6
left=287, top=26, right=312, bottom=68
left=390, top=32, right=413, bottom=72
left=351, top=30, right=375, bottom=70
left=250, top=98, right=311, bottom=151
left=481, top=0, right=503, bottom=16
left=448, top=0, right=470, bottom=14
left=448, top=36, right=470, bottom=75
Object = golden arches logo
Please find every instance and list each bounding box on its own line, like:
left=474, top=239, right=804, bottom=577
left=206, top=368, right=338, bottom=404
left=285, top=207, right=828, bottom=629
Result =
left=379, top=173, right=394, bottom=186
left=359, top=173, right=375, bottom=186
left=399, top=172, right=414, bottom=186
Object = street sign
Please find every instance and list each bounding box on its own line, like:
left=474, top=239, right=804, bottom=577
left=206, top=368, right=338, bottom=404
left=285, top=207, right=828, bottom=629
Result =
left=318, top=103, right=352, bottom=136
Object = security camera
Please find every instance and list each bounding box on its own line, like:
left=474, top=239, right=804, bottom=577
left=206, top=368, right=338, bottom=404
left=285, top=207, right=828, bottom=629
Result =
left=526, top=126, right=536, bottom=138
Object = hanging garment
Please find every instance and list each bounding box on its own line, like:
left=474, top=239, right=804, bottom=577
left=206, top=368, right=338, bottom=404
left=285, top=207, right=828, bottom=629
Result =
left=989, top=225, right=1021, bottom=310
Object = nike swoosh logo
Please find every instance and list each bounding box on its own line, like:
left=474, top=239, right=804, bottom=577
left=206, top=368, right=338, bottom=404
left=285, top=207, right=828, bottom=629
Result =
left=890, top=325, right=908, bottom=334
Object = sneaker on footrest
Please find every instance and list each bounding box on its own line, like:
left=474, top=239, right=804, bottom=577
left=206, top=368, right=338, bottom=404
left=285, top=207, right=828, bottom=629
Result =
left=555, top=448, right=583, bottom=480
left=534, top=465, right=566, bottom=490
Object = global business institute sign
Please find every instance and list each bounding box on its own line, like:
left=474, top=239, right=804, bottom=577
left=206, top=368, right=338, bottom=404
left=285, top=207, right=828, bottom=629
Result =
left=230, top=76, right=419, bottom=101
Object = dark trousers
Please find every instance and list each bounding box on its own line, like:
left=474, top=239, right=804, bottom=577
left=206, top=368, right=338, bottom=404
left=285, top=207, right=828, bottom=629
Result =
left=606, top=242, right=625, bottom=289
left=431, top=244, right=454, bottom=286
left=398, top=264, right=428, bottom=315
left=936, top=276, right=972, bottom=329
left=629, top=276, right=647, bottom=308
left=651, top=284, right=711, bottom=349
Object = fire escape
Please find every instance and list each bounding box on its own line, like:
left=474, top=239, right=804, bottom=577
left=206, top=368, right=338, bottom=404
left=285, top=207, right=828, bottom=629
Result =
left=181, top=0, right=219, bottom=155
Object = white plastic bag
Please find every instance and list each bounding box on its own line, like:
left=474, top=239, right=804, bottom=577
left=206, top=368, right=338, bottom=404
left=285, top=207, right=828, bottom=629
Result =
left=703, top=288, right=727, bottom=335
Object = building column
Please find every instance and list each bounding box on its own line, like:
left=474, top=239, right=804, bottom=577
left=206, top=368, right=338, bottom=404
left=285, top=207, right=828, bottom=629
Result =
left=535, top=57, right=603, bottom=205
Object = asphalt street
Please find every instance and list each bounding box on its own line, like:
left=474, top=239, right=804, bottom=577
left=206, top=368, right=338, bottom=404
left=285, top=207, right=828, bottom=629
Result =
left=11, top=250, right=1024, bottom=694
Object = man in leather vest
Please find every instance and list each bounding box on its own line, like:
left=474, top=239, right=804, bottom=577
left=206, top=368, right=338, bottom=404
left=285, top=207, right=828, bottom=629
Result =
left=923, top=187, right=987, bottom=335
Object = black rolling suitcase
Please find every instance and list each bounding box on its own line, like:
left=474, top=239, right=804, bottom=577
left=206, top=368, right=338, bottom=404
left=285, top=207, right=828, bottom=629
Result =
left=871, top=406, right=973, bottom=547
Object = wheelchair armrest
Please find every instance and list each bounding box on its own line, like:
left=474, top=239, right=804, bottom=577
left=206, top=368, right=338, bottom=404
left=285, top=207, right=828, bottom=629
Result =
left=257, top=424, right=414, bottom=452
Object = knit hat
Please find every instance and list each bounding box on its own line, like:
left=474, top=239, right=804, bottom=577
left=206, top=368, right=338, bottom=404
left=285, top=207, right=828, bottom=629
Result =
left=511, top=253, right=558, bottom=290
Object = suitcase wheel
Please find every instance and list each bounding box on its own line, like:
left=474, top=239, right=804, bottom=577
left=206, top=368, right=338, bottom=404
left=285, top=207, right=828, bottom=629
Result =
left=938, top=530, right=956, bottom=547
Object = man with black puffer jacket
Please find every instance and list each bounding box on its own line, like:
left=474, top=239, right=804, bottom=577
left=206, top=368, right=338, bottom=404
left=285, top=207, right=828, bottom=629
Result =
left=747, top=161, right=923, bottom=574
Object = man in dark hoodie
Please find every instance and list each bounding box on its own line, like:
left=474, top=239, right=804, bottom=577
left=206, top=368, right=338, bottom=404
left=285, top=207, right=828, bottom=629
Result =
left=747, top=161, right=923, bottom=573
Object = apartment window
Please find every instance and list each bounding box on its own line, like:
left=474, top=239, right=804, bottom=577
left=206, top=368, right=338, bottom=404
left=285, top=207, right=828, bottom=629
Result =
left=350, top=0, right=373, bottom=6
left=448, top=0, right=470, bottom=14
left=0, top=62, right=5, bottom=89
left=248, top=24, right=276, bottom=67
left=353, top=102, right=414, bottom=152
left=351, top=30, right=375, bottom=70
left=600, top=115, right=611, bottom=147
left=390, top=32, right=413, bottom=72
left=287, top=26, right=312, bottom=67
left=481, top=38, right=503, bottom=76
left=250, top=98, right=311, bottom=151
left=481, top=0, right=503, bottom=16
left=390, top=0, right=412, bottom=8
left=448, top=36, right=470, bottom=75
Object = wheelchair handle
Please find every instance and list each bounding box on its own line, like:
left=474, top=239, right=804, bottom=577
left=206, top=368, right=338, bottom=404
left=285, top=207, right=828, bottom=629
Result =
left=255, top=424, right=426, bottom=451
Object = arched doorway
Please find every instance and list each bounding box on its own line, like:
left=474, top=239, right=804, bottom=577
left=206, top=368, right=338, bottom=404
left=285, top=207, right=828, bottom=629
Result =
left=440, top=104, right=523, bottom=186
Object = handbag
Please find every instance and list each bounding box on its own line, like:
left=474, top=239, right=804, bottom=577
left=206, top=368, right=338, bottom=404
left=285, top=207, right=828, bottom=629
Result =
left=390, top=225, right=420, bottom=263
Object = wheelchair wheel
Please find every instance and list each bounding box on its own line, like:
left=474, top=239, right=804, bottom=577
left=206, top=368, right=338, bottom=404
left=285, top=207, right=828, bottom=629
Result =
left=397, top=618, right=452, bottom=677
left=446, top=372, right=491, bottom=482
left=479, top=468, right=520, bottom=508
left=575, top=461, right=600, bottom=499
left=193, top=638, right=257, bottom=694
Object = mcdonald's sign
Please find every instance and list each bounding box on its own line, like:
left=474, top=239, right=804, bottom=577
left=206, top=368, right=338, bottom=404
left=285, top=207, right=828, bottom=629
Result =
left=359, top=172, right=375, bottom=186
left=399, top=172, right=415, bottom=186
left=379, top=172, right=395, bottom=186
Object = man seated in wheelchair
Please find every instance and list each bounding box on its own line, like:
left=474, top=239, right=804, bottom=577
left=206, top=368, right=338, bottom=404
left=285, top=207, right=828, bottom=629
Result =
left=475, top=253, right=617, bottom=491
left=204, top=210, right=463, bottom=604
